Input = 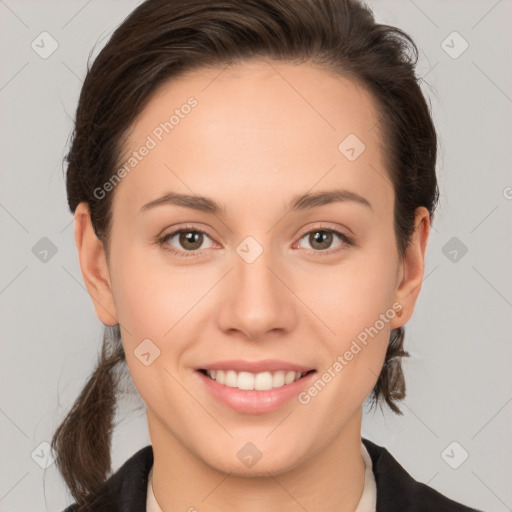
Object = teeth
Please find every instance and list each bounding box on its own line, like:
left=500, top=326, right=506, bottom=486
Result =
left=206, top=369, right=307, bottom=390
left=224, top=370, right=238, bottom=387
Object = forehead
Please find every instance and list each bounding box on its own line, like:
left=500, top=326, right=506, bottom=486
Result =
left=115, top=59, right=391, bottom=216
left=126, top=58, right=382, bottom=148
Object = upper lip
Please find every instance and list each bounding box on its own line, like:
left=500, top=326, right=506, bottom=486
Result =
left=197, top=359, right=315, bottom=374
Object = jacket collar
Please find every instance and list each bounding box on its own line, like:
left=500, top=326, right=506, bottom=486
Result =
left=66, top=438, right=480, bottom=512
left=362, top=438, right=480, bottom=511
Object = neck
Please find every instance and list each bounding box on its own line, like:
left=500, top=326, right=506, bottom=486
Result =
left=148, top=409, right=365, bottom=512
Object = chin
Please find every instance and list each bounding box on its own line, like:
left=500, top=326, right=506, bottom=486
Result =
left=198, top=441, right=308, bottom=478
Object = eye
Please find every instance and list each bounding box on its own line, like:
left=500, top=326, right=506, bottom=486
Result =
left=294, top=226, right=353, bottom=254
left=158, top=224, right=353, bottom=257
left=158, top=226, right=216, bottom=257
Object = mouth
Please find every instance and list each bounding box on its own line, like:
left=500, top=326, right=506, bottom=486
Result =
left=198, top=368, right=316, bottom=391
left=195, top=363, right=317, bottom=414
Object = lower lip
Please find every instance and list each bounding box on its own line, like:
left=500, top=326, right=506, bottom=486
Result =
left=196, top=370, right=317, bottom=414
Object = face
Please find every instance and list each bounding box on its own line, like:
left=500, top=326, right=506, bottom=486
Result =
left=76, top=59, right=429, bottom=476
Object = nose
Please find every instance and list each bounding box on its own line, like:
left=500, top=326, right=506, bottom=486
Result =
left=216, top=242, right=298, bottom=342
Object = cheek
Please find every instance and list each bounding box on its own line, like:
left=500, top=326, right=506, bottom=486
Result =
left=108, top=247, right=193, bottom=412
left=313, top=248, right=398, bottom=338
left=299, top=265, right=395, bottom=430
left=109, top=243, right=180, bottom=341
left=306, top=239, right=398, bottom=390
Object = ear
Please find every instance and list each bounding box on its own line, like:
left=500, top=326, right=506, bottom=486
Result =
left=74, top=202, right=118, bottom=326
left=390, top=206, right=431, bottom=329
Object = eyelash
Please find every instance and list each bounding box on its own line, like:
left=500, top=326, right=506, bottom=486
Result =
left=157, top=224, right=354, bottom=258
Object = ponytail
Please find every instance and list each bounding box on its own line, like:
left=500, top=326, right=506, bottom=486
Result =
left=369, top=326, right=409, bottom=415
left=51, top=325, right=126, bottom=506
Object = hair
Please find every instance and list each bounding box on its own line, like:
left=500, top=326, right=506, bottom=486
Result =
left=52, top=0, right=438, bottom=507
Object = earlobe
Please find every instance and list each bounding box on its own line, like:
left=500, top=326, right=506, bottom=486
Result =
left=74, top=202, right=118, bottom=326
left=390, top=207, right=431, bottom=329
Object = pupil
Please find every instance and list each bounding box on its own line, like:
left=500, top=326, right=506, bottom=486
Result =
left=312, top=231, right=331, bottom=250
left=182, top=231, right=201, bottom=249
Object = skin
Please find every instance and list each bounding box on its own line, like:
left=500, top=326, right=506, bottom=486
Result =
left=74, top=59, right=430, bottom=511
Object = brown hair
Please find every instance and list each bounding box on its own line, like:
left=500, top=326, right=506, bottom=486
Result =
left=52, top=0, right=438, bottom=507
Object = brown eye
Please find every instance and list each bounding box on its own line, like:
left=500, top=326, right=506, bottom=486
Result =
left=177, top=231, right=204, bottom=251
left=308, top=230, right=334, bottom=251
left=160, top=228, right=215, bottom=256
left=296, top=228, right=352, bottom=254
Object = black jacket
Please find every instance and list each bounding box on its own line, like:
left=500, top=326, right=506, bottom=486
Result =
left=63, top=438, right=482, bottom=511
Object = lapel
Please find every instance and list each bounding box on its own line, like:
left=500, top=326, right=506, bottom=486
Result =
left=65, top=440, right=481, bottom=511
left=362, top=438, right=481, bottom=512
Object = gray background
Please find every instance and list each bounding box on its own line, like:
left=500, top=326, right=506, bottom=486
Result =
left=0, top=0, right=511, bottom=510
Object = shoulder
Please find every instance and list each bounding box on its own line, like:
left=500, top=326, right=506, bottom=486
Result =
left=61, top=445, right=154, bottom=512
left=362, top=438, right=483, bottom=512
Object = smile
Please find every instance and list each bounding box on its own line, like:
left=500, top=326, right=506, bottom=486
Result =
left=201, top=369, right=313, bottom=391
left=196, top=366, right=317, bottom=414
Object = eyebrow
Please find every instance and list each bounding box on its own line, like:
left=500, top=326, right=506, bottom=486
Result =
left=139, top=188, right=372, bottom=214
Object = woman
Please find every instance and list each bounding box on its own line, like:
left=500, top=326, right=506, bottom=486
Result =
left=52, top=0, right=482, bottom=510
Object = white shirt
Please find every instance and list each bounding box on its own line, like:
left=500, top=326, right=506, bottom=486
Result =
left=147, top=441, right=377, bottom=511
